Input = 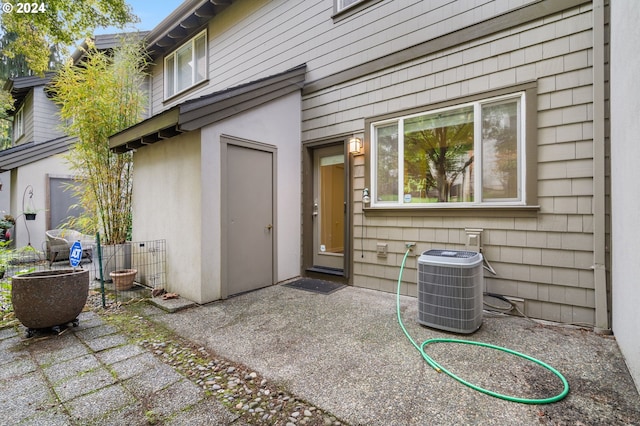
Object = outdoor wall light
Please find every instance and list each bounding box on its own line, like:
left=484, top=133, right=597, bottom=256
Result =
left=348, top=137, right=363, bottom=155
left=362, top=187, right=370, bottom=204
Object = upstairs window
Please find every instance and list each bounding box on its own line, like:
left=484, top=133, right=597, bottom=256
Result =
left=13, top=106, right=24, bottom=142
left=371, top=92, right=525, bottom=207
left=337, top=0, right=363, bottom=11
left=164, top=30, right=207, bottom=99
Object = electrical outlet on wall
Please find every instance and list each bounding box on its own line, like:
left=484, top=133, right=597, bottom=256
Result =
left=465, top=228, right=483, bottom=252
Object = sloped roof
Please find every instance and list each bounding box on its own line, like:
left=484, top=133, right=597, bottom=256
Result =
left=3, top=72, right=56, bottom=112
left=0, top=136, right=76, bottom=172
left=109, top=64, right=306, bottom=153
left=144, top=0, right=234, bottom=59
left=4, top=32, right=150, bottom=114
left=70, top=31, right=150, bottom=64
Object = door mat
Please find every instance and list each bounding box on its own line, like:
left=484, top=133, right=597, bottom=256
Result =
left=283, top=278, right=345, bottom=294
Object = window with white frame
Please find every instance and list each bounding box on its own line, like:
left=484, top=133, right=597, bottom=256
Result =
left=164, top=30, right=207, bottom=98
left=336, top=0, right=364, bottom=12
left=371, top=92, right=525, bottom=206
left=13, top=106, right=24, bottom=142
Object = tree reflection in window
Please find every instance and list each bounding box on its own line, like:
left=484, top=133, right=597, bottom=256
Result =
left=482, top=101, right=519, bottom=200
left=371, top=92, right=525, bottom=207
left=404, top=106, right=474, bottom=203
left=376, top=123, right=398, bottom=202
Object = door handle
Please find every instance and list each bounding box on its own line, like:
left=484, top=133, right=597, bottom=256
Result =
left=266, top=224, right=273, bottom=231
left=312, top=203, right=318, bottom=217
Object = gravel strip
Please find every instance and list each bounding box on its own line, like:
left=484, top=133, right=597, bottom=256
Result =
left=95, top=297, right=346, bottom=425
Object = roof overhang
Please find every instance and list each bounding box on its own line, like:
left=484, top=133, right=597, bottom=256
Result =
left=70, top=31, right=150, bottom=64
left=0, top=136, right=76, bottom=172
left=109, top=108, right=181, bottom=153
left=4, top=73, right=56, bottom=112
left=109, top=64, right=306, bottom=153
left=145, top=0, right=234, bottom=60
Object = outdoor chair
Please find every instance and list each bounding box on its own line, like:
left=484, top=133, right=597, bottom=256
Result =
left=45, top=229, right=94, bottom=266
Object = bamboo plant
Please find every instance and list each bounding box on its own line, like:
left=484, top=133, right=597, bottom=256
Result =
left=51, top=36, right=147, bottom=245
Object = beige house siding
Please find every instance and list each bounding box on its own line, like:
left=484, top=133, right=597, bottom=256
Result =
left=32, top=87, right=64, bottom=143
left=11, top=84, right=65, bottom=146
left=149, top=0, right=549, bottom=115
left=302, top=2, right=602, bottom=324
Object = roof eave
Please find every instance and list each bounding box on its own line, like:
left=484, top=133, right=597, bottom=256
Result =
left=0, top=136, right=76, bottom=172
left=109, top=64, right=307, bottom=153
left=109, top=107, right=181, bottom=153
left=145, top=0, right=233, bottom=59
left=70, top=31, right=150, bottom=64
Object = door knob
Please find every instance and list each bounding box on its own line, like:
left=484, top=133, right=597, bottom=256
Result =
left=266, top=224, right=273, bottom=231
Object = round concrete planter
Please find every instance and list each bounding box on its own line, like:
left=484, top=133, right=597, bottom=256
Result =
left=11, top=269, right=89, bottom=336
left=109, top=268, right=137, bottom=291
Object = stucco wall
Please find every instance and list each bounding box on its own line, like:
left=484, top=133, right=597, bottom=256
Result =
left=131, top=91, right=301, bottom=304
left=611, top=1, right=640, bottom=391
left=0, top=171, right=10, bottom=213
left=11, top=154, right=71, bottom=251
left=200, top=91, right=302, bottom=301
left=131, top=131, right=203, bottom=302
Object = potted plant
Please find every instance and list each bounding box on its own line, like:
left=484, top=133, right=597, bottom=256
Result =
left=0, top=215, right=15, bottom=241
left=24, top=209, right=37, bottom=221
left=0, top=240, right=16, bottom=279
left=21, top=185, right=38, bottom=221
left=109, top=268, right=137, bottom=291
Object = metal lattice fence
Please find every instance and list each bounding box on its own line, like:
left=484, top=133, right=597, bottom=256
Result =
left=0, top=239, right=167, bottom=317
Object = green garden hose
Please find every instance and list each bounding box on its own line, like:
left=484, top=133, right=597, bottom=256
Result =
left=396, top=249, right=569, bottom=404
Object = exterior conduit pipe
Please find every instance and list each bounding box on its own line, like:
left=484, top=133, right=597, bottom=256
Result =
left=592, top=0, right=610, bottom=334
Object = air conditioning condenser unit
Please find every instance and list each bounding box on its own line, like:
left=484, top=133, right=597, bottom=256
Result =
left=417, top=249, right=483, bottom=334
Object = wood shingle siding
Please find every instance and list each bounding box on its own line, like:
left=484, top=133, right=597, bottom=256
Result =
left=301, top=2, right=600, bottom=325
left=152, top=0, right=587, bottom=113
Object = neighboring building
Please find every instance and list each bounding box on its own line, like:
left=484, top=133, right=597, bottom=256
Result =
left=0, top=32, right=148, bottom=252
left=112, top=1, right=610, bottom=329
left=0, top=73, right=76, bottom=251
left=610, top=1, right=640, bottom=393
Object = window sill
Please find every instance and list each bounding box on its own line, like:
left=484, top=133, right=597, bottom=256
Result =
left=163, top=79, right=209, bottom=105
left=363, top=204, right=540, bottom=218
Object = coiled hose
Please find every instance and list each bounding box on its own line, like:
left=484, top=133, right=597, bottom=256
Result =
left=396, top=248, right=569, bottom=404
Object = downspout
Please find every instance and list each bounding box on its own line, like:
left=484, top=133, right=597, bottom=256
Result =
left=592, top=0, right=610, bottom=333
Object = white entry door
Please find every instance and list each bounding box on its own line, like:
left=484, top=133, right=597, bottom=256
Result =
left=225, top=142, right=274, bottom=296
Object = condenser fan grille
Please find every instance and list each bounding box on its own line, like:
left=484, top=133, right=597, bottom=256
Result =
left=417, top=249, right=483, bottom=334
